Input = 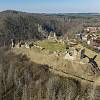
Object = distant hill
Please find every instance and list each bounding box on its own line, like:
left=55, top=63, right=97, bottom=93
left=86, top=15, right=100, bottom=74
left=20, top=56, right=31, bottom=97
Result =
left=49, top=13, right=100, bottom=17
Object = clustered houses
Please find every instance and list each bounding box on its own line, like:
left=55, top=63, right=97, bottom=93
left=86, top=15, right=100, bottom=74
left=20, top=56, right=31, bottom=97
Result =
left=85, top=27, right=100, bottom=50
left=84, top=27, right=97, bottom=33
left=76, top=26, right=100, bottom=50
left=93, top=37, right=100, bottom=50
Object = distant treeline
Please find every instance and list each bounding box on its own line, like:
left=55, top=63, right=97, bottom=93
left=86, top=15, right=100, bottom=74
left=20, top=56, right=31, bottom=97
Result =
left=0, top=10, right=100, bottom=46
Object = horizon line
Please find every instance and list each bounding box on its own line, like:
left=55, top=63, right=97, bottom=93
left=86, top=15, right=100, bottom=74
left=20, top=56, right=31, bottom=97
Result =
left=0, top=9, right=100, bottom=14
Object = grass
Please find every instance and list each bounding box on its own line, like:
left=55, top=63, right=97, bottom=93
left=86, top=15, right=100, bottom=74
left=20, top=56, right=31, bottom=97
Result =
left=36, top=40, right=66, bottom=52
left=13, top=40, right=100, bottom=82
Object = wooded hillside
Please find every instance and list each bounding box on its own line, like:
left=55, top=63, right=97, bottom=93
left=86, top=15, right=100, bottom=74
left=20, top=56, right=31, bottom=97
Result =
left=0, top=10, right=100, bottom=46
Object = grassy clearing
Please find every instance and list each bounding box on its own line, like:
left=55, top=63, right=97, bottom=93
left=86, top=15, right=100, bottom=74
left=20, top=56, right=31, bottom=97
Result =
left=36, top=40, right=66, bottom=52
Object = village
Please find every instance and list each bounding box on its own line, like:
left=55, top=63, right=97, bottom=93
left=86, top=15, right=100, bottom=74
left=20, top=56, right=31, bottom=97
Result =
left=76, top=26, right=100, bottom=51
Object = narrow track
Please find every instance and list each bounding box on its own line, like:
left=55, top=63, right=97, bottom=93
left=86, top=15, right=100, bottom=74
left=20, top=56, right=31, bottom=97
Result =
left=49, top=66, right=94, bottom=83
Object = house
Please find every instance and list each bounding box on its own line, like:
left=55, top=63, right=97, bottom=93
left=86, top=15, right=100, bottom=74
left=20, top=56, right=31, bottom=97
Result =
left=93, top=37, right=100, bottom=48
left=84, top=26, right=100, bottom=32
left=84, top=27, right=97, bottom=33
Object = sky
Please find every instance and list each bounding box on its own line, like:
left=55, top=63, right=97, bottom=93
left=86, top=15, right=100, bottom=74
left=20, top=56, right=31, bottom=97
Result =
left=0, top=0, right=100, bottom=13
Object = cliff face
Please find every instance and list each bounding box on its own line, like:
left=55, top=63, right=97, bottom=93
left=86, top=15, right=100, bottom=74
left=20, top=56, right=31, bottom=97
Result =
left=0, top=48, right=100, bottom=100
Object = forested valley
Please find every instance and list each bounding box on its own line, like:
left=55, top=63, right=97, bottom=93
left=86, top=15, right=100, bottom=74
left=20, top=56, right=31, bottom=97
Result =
left=0, top=10, right=100, bottom=46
